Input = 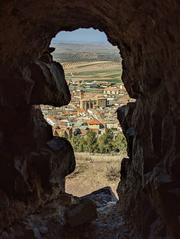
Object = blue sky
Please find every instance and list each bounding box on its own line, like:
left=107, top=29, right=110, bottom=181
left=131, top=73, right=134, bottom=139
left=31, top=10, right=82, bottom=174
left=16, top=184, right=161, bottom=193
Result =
left=51, top=28, right=108, bottom=43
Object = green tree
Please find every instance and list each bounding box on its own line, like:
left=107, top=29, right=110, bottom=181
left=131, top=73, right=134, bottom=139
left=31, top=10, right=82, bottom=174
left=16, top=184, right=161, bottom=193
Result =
left=112, top=133, right=127, bottom=153
left=85, top=131, right=97, bottom=153
left=70, top=130, right=127, bottom=155
left=98, top=129, right=114, bottom=153
left=71, top=135, right=81, bottom=151
left=78, top=137, right=87, bottom=152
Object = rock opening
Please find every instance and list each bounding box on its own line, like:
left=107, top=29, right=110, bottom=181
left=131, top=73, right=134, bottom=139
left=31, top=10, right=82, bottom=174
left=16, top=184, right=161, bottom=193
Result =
left=40, top=28, right=130, bottom=198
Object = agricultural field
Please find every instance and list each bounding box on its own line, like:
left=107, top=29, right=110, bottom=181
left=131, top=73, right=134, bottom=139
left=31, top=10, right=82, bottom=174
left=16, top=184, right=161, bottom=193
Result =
left=51, top=42, right=122, bottom=84
left=62, top=61, right=122, bottom=84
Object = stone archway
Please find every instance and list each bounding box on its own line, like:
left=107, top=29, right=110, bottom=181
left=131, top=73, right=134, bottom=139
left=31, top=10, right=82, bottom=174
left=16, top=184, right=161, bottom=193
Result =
left=0, top=1, right=180, bottom=238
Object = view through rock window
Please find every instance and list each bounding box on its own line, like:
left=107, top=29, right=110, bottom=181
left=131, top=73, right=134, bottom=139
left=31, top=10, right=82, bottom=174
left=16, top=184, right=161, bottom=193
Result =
left=41, top=28, right=132, bottom=196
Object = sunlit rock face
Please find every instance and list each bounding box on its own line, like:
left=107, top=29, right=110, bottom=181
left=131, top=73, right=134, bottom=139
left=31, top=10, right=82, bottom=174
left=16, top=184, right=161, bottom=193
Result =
left=0, top=0, right=180, bottom=238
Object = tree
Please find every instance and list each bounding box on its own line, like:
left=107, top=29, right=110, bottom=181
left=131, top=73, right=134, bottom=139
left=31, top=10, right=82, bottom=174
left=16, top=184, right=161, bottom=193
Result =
left=71, top=135, right=81, bottom=151
left=112, top=133, right=127, bottom=153
left=70, top=130, right=127, bottom=155
left=85, top=131, right=97, bottom=153
left=78, top=137, right=87, bottom=152
left=98, top=129, right=114, bottom=153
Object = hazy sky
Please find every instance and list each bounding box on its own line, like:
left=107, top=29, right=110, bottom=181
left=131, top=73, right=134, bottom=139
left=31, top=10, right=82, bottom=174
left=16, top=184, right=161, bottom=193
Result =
left=51, top=28, right=108, bottom=43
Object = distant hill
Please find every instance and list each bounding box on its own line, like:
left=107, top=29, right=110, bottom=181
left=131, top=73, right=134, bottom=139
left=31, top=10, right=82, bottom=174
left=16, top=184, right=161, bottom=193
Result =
left=51, top=42, right=121, bottom=63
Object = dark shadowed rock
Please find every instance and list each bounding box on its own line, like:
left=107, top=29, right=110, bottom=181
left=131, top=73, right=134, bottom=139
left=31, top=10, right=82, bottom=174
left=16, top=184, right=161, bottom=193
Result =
left=82, top=186, right=117, bottom=208
left=0, top=190, right=9, bottom=209
left=0, top=0, right=179, bottom=238
left=30, top=59, right=71, bottom=107
left=65, top=198, right=97, bottom=227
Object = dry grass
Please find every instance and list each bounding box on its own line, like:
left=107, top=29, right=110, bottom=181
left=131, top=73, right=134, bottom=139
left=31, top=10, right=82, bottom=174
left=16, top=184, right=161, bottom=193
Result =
left=106, top=165, right=120, bottom=181
left=65, top=152, right=125, bottom=197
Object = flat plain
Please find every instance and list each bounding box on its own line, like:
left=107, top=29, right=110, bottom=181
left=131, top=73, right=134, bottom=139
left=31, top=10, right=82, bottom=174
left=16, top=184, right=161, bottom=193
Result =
left=51, top=42, right=122, bottom=84
left=63, top=61, right=122, bottom=83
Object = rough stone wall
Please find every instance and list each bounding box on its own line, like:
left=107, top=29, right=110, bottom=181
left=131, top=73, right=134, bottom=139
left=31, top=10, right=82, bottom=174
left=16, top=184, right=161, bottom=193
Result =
left=0, top=0, right=180, bottom=238
left=0, top=47, right=75, bottom=230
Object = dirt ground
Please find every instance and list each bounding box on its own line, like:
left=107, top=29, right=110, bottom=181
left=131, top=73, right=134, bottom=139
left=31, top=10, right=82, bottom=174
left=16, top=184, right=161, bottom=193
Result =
left=65, top=152, right=125, bottom=197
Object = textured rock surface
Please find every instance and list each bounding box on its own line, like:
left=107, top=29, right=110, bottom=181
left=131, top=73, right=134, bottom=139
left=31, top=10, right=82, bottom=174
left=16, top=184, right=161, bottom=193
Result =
left=0, top=188, right=127, bottom=239
left=65, top=198, right=97, bottom=227
left=0, top=0, right=180, bottom=238
left=0, top=105, right=76, bottom=230
left=82, top=186, right=118, bottom=208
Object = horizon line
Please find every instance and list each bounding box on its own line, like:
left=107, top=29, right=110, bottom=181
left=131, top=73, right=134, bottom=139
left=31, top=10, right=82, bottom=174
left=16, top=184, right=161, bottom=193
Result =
left=51, top=41, right=111, bottom=44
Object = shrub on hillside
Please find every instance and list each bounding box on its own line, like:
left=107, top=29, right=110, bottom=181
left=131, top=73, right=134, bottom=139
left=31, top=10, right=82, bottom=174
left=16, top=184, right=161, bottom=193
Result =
left=106, top=165, right=120, bottom=181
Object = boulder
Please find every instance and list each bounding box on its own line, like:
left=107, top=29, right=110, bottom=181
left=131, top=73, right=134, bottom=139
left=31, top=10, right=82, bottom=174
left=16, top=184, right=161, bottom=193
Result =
left=65, top=198, right=97, bottom=227
left=82, top=186, right=117, bottom=208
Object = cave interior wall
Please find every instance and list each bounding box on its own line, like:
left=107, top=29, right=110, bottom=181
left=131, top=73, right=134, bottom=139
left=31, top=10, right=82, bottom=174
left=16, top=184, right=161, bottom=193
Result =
left=0, top=0, right=180, bottom=238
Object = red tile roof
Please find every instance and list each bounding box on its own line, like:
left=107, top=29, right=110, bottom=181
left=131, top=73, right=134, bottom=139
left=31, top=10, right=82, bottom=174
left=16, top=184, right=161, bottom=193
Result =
left=86, top=119, right=103, bottom=125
